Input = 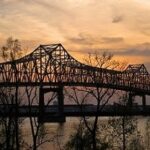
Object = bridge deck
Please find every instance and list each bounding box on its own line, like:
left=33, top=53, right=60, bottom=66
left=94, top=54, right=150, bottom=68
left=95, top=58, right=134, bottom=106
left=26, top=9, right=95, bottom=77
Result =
left=0, top=105, right=150, bottom=117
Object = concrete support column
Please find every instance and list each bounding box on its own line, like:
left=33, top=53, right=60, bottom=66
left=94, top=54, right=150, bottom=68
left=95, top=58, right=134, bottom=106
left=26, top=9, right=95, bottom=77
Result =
left=39, top=86, right=65, bottom=123
left=39, top=86, right=44, bottom=122
left=58, top=86, right=64, bottom=116
left=128, top=93, right=133, bottom=106
left=142, top=95, right=146, bottom=107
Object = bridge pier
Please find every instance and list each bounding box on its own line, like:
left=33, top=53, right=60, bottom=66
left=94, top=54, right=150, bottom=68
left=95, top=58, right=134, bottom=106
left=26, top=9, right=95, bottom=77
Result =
left=39, top=86, right=44, bottom=122
left=128, top=92, right=133, bottom=106
left=39, top=86, right=65, bottom=123
left=128, top=92, right=146, bottom=108
left=57, top=86, right=64, bottom=117
left=142, top=95, right=146, bottom=107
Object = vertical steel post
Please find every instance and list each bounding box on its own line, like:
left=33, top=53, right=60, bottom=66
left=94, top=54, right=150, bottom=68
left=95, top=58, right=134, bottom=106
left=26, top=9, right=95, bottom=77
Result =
left=14, top=60, right=19, bottom=150
left=58, top=86, right=64, bottom=116
left=128, top=93, right=133, bottom=106
left=39, top=86, right=44, bottom=123
left=15, top=85, right=19, bottom=150
left=142, top=95, right=146, bottom=107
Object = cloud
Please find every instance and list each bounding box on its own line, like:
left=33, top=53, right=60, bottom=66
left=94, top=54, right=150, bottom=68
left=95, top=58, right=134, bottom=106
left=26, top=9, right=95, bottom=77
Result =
left=67, top=33, right=94, bottom=45
left=101, top=37, right=124, bottom=43
left=0, top=0, right=71, bottom=43
left=67, top=42, right=150, bottom=60
left=113, top=42, right=150, bottom=56
left=112, top=15, right=123, bottom=23
left=30, top=0, right=70, bottom=16
left=1, top=0, right=150, bottom=61
left=67, top=34, right=124, bottom=47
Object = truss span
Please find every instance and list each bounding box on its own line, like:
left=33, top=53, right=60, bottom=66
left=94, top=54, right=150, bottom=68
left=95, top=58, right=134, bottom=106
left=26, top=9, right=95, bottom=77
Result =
left=0, top=43, right=150, bottom=94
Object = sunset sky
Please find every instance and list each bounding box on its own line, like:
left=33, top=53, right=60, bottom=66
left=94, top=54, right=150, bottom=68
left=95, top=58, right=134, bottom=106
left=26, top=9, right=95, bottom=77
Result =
left=1, top=0, right=150, bottom=68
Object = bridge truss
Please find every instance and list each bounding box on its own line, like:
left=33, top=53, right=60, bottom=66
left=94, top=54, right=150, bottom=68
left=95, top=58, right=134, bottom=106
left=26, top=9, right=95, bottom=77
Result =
left=0, top=44, right=150, bottom=122
left=0, top=43, right=149, bottom=94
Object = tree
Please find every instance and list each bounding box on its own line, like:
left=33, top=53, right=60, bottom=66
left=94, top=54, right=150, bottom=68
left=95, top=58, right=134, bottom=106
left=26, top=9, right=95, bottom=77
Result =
left=145, top=118, right=150, bottom=150
left=64, top=119, right=109, bottom=150
left=65, top=121, right=92, bottom=150
left=65, top=51, right=125, bottom=150
left=107, top=94, right=144, bottom=150
left=25, top=86, right=58, bottom=150
left=0, top=37, right=24, bottom=149
left=129, top=130, right=144, bottom=150
left=1, top=37, right=22, bottom=61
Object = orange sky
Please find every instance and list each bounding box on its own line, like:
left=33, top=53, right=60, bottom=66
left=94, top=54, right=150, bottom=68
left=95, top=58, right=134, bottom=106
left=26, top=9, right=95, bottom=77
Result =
left=1, top=0, right=150, bottom=68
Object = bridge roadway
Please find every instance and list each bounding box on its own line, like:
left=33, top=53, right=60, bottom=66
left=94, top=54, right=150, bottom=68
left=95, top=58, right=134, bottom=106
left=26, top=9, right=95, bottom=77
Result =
left=0, top=105, right=150, bottom=118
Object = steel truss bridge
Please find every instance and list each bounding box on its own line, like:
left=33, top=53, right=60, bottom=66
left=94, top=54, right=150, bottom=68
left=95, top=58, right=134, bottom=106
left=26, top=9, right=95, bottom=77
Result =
left=0, top=44, right=150, bottom=122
